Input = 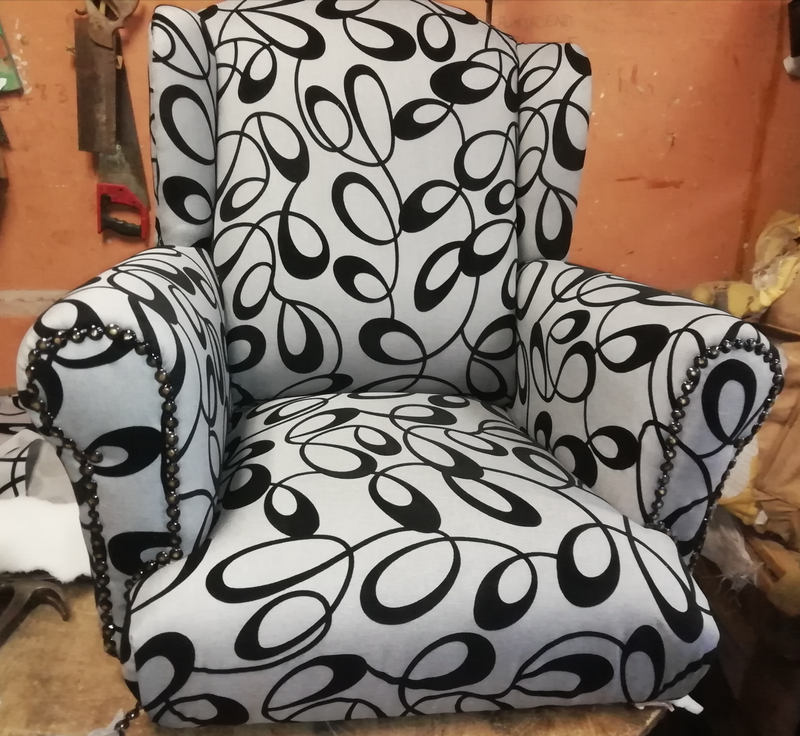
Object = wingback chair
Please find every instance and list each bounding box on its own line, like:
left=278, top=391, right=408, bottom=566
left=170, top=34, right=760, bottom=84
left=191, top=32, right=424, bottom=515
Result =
left=17, top=0, right=783, bottom=728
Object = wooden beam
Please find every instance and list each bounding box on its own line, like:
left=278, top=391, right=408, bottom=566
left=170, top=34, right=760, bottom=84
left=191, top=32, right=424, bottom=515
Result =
left=0, top=290, right=65, bottom=317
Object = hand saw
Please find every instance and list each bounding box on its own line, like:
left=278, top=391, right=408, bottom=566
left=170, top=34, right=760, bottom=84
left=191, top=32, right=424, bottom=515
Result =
left=96, top=62, right=150, bottom=241
left=75, top=0, right=149, bottom=241
left=0, top=16, right=23, bottom=189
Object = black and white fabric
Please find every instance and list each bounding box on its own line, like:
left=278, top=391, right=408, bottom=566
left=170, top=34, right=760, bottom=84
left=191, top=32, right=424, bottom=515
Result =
left=197, top=0, right=524, bottom=404
left=124, top=392, right=716, bottom=725
left=0, top=393, right=90, bottom=581
left=150, top=5, right=217, bottom=252
left=510, top=260, right=776, bottom=559
left=0, top=393, right=31, bottom=437
left=14, top=0, right=780, bottom=728
left=17, top=247, right=229, bottom=628
left=0, top=394, right=34, bottom=499
left=516, top=43, right=591, bottom=261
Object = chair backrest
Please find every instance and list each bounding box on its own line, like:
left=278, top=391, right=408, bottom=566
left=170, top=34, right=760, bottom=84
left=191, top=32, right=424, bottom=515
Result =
left=149, top=0, right=591, bottom=405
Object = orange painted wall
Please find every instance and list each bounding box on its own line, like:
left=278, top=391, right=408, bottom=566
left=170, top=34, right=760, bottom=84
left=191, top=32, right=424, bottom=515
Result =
left=493, top=0, right=800, bottom=289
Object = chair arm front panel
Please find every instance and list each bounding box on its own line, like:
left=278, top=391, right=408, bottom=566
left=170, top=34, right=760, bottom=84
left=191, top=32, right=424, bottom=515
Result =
left=16, top=246, right=229, bottom=654
left=509, top=259, right=783, bottom=560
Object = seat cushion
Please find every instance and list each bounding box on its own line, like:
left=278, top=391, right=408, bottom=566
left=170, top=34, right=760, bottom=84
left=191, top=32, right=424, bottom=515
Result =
left=123, top=393, right=717, bottom=726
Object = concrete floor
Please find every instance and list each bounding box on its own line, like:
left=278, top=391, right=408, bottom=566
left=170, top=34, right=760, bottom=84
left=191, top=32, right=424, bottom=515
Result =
left=0, top=582, right=662, bottom=736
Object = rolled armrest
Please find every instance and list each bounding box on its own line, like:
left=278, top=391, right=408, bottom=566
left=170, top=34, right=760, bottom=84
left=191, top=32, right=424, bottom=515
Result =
left=16, top=246, right=228, bottom=654
left=510, top=260, right=783, bottom=560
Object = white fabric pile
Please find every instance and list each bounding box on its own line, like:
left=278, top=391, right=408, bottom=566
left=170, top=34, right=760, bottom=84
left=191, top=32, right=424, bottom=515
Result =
left=0, top=396, right=89, bottom=581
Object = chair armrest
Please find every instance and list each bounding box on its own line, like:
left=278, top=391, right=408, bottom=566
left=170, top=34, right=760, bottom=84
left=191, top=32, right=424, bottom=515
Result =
left=509, top=260, right=783, bottom=560
left=16, top=246, right=228, bottom=655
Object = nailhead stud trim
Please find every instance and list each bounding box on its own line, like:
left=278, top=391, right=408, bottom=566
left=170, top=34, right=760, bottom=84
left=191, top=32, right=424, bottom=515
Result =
left=645, top=338, right=784, bottom=568
left=114, top=703, right=142, bottom=736
left=19, top=324, right=184, bottom=657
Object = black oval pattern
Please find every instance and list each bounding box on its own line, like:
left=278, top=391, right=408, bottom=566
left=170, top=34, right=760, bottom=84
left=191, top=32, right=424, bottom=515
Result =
left=199, top=0, right=535, bottom=405
left=123, top=393, right=724, bottom=725
left=510, top=258, right=779, bottom=559
left=20, top=0, right=779, bottom=729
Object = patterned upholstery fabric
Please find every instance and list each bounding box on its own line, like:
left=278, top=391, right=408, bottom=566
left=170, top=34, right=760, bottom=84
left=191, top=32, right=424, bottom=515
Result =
left=510, top=261, right=778, bottom=559
left=124, top=393, right=717, bottom=725
left=17, top=247, right=229, bottom=634
left=0, top=394, right=30, bottom=437
left=199, top=0, right=522, bottom=404
left=14, top=0, right=782, bottom=727
left=151, top=2, right=590, bottom=406
left=149, top=6, right=217, bottom=252
left=516, top=44, right=591, bottom=261
left=0, top=394, right=34, bottom=499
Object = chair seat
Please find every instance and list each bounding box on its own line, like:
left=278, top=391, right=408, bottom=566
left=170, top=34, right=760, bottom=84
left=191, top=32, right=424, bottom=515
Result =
left=124, top=393, right=717, bottom=727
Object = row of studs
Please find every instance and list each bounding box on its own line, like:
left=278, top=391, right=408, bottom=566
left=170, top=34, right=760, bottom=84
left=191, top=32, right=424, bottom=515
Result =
left=21, top=323, right=183, bottom=657
left=688, top=339, right=783, bottom=566
left=113, top=703, right=142, bottom=736
left=645, top=337, right=784, bottom=552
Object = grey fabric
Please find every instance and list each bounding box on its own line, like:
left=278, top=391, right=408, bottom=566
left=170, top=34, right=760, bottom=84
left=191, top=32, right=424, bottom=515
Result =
left=202, top=0, right=521, bottom=403
left=0, top=393, right=31, bottom=437
left=509, top=260, right=778, bottom=558
left=15, top=247, right=229, bottom=649
left=516, top=43, right=591, bottom=262
left=124, top=392, right=717, bottom=725
left=150, top=6, right=218, bottom=250
left=0, top=394, right=35, bottom=499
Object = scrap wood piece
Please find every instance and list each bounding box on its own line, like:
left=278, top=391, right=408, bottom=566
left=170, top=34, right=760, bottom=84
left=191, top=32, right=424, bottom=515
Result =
left=747, top=533, right=800, bottom=580
left=744, top=530, right=800, bottom=618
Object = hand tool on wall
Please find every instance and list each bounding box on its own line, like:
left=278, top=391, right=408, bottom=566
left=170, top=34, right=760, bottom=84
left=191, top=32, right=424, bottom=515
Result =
left=0, top=16, right=23, bottom=191
left=74, top=0, right=150, bottom=241
left=786, top=0, right=800, bottom=77
left=0, top=17, right=23, bottom=94
left=96, top=63, right=149, bottom=240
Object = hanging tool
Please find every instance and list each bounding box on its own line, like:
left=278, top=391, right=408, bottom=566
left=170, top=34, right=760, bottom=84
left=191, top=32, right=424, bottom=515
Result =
left=0, top=17, right=23, bottom=94
left=74, top=8, right=117, bottom=154
left=0, top=16, right=23, bottom=191
left=96, top=63, right=149, bottom=240
left=787, top=0, right=800, bottom=77
left=74, top=0, right=149, bottom=240
left=75, top=0, right=138, bottom=153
